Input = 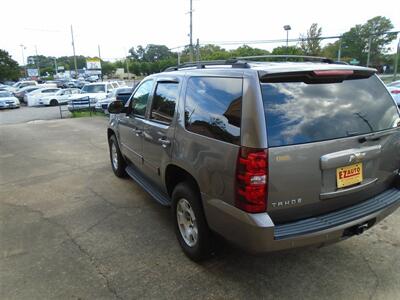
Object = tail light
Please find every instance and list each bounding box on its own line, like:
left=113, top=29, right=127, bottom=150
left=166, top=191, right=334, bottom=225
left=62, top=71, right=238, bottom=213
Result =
left=391, top=90, right=400, bottom=94
left=235, top=147, right=268, bottom=213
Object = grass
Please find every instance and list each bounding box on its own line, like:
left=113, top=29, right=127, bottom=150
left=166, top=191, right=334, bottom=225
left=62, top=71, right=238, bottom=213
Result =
left=71, top=111, right=106, bottom=118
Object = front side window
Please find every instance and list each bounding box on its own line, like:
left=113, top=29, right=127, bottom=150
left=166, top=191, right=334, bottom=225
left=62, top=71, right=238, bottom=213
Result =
left=131, top=80, right=154, bottom=117
left=185, top=77, right=242, bottom=144
left=150, top=82, right=178, bottom=124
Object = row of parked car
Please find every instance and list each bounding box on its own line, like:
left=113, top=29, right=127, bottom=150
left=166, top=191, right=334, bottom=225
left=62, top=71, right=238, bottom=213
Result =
left=0, top=80, right=135, bottom=113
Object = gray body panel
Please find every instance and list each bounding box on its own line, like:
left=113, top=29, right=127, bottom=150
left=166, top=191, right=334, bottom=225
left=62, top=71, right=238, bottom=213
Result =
left=108, top=61, right=400, bottom=253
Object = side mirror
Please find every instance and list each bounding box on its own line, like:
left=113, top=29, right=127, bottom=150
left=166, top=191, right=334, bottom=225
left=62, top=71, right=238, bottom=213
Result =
left=108, top=100, right=126, bottom=114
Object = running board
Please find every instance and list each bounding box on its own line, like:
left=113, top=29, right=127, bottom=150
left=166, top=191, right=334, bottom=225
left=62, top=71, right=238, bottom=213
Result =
left=125, top=164, right=171, bottom=206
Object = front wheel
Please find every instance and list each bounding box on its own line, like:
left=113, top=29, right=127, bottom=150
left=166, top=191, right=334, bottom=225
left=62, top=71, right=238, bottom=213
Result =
left=108, top=135, right=127, bottom=177
left=172, top=182, right=212, bottom=261
left=50, top=99, right=58, bottom=106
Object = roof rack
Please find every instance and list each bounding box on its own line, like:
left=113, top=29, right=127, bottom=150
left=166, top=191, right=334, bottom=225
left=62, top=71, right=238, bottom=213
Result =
left=163, top=59, right=249, bottom=72
left=235, top=55, right=334, bottom=63
left=163, top=55, right=340, bottom=72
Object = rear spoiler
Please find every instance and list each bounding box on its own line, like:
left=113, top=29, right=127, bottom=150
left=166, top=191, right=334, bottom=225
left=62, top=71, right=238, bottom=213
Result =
left=259, top=69, right=376, bottom=84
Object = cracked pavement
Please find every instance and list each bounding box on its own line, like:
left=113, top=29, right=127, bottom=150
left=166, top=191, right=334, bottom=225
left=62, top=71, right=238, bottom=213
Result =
left=0, top=117, right=400, bottom=299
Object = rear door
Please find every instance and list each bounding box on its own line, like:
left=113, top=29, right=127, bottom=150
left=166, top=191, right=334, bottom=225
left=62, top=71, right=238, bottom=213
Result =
left=141, top=80, right=180, bottom=186
left=261, top=72, right=400, bottom=223
left=118, top=79, right=154, bottom=167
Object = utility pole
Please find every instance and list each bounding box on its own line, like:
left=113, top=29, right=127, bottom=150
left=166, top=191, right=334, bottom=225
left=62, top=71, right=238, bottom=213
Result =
left=54, top=58, right=58, bottom=75
left=98, top=45, right=103, bottom=80
left=196, top=38, right=200, bottom=63
left=178, top=52, right=181, bottom=65
left=337, top=39, right=342, bottom=62
left=35, top=45, right=40, bottom=77
left=366, top=36, right=372, bottom=67
left=19, top=44, right=27, bottom=77
left=189, top=0, right=193, bottom=62
left=394, top=37, right=400, bottom=81
left=70, top=25, right=78, bottom=78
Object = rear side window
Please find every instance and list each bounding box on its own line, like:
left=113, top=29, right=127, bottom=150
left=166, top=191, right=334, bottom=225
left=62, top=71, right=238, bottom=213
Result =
left=150, top=82, right=178, bottom=124
left=261, top=75, right=400, bottom=147
left=185, top=77, right=242, bottom=145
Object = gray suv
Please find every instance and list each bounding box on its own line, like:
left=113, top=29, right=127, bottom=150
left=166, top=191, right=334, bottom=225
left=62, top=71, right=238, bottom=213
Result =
left=107, top=57, right=400, bottom=261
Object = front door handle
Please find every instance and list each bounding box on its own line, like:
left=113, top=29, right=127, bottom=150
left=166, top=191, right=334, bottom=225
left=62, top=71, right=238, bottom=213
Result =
left=158, top=137, right=171, bottom=148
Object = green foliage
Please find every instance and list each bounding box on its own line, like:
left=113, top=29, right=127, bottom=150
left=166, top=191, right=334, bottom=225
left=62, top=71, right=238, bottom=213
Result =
left=272, top=46, right=302, bottom=55
left=300, top=23, right=323, bottom=56
left=0, top=49, right=20, bottom=81
left=339, top=16, right=396, bottom=65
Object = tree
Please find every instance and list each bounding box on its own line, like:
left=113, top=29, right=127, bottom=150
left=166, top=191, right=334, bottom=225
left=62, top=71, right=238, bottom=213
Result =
left=0, top=49, right=20, bottom=81
left=299, top=23, right=323, bottom=56
left=230, top=45, right=269, bottom=57
left=340, top=16, right=396, bottom=65
left=272, top=46, right=302, bottom=55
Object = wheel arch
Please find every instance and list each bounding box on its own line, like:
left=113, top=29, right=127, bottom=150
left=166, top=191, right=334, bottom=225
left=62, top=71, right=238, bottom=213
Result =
left=165, top=164, right=201, bottom=199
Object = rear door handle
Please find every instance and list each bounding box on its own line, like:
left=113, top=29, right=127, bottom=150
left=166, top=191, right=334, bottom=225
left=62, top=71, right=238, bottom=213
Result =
left=158, top=137, right=171, bottom=148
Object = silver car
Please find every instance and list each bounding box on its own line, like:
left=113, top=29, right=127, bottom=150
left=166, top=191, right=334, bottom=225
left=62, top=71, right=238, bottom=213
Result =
left=107, top=57, right=400, bottom=261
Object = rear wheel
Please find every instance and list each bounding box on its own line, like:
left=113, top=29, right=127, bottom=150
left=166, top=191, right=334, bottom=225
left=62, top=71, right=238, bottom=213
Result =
left=108, top=135, right=127, bottom=177
left=50, top=99, right=58, bottom=106
left=172, top=182, right=212, bottom=261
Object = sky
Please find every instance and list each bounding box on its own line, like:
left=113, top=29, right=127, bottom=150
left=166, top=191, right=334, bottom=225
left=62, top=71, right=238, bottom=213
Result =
left=1, top=0, right=399, bottom=65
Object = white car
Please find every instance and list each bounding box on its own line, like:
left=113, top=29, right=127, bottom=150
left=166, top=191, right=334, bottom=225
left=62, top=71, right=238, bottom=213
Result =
left=25, top=87, right=61, bottom=106
left=387, top=80, right=400, bottom=106
left=0, top=91, right=20, bottom=109
left=38, top=88, right=81, bottom=106
left=8, top=81, right=38, bottom=93
left=68, top=82, right=118, bottom=111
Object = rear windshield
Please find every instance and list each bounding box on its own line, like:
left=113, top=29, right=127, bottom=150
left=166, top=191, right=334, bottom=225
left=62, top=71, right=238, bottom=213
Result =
left=261, top=75, right=399, bottom=147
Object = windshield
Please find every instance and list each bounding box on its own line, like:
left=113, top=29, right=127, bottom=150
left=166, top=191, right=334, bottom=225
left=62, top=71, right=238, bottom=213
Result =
left=261, top=75, right=400, bottom=147
left=0, top=91, right=12, bottom=97
left=81, top=84, right=105, bottom=93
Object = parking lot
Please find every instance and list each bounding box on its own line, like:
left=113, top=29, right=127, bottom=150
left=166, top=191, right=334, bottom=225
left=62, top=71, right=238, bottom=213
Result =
left=0, top=106, right=70, bottom=125
left=0, top=117, right=400, bottom=299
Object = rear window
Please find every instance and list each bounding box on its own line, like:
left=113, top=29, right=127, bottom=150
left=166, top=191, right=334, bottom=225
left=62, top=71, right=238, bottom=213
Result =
left=261, top=75, right=399, bottom=147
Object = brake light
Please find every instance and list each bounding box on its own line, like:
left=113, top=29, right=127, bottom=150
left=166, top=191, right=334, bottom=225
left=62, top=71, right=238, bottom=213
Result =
left=391, top=90, right=400, bottom=94
left=313, top=70, right=354, bottom=77
left=235, top=147, right=268, bottom=213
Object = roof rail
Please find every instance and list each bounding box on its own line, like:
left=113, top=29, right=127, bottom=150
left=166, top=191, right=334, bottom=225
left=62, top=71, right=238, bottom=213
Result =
left=235, top=55, right=334, bottom=63
left=163, top=59, right=249, bottom=72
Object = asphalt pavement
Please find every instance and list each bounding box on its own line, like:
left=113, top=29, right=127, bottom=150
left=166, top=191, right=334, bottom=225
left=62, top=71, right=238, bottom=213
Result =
left=0, top=117, right=399, bottom=300
left=0, top=106, right=71, bottom=125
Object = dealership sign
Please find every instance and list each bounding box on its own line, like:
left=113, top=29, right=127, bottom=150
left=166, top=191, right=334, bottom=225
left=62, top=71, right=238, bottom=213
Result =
left=27, top=68, right=39, bottom=77
left=86, top=58, right=102, bottom=70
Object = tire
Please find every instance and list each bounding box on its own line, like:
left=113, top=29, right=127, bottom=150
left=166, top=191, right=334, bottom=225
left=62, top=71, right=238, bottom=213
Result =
left=108, top=135, right=127, bottom=177
left=172, top=182, right=212, bottom=261
left=50, top=99, right=58, bottom=106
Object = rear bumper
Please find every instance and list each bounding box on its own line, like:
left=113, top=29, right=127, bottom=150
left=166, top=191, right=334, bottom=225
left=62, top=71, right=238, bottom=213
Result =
left=203, top=188, right=400, bottom=253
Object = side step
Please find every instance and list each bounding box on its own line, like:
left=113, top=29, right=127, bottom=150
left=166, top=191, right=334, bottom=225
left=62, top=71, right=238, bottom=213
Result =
left=125, top=164, right=171, bottom=206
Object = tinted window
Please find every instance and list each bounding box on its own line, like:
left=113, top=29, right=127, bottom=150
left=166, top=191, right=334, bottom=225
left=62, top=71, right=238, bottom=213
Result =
left=82, top=84, right=105, bottom=93
left=185, top=77, right=242, bottom=144
left=262, top=75, right=400, bottom=147
left=131, top=80, right=153, bottom=117
left=150, top=82, right=178, bottom=124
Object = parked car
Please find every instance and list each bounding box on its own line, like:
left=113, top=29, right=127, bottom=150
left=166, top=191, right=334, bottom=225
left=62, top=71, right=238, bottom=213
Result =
left=38, top=88, right=81, bottom=106
left=68, top=82, right=118, bottom=111
left=8, top=80, right=38, bottom=92
left=95, top=87, right=133, bottom=113
left=25, top=87, right=61, bottom=106
left=13, top=86, right=41, bottom=101
left=387, top=80, right=400, bottom=106
left=106, top=57, right=400, bottom=261
left=0, top=91, right=20, bottom=109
